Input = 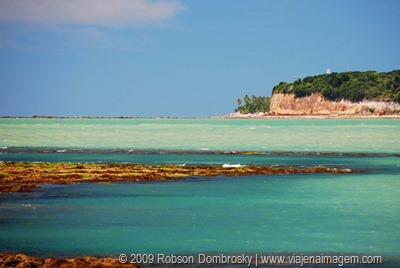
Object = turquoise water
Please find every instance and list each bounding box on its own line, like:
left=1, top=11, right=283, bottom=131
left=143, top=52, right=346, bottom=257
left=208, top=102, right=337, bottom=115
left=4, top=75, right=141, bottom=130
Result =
left=1, top=173, right=399, bottom=257
left=1, top=118, right=399, bottom=153
left=0, top=118, right=399, bottom=266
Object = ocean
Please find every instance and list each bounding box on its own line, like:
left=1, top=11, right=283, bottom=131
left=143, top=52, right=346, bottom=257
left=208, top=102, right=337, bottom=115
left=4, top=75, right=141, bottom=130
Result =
left=0, top=118, right=399, bottom=267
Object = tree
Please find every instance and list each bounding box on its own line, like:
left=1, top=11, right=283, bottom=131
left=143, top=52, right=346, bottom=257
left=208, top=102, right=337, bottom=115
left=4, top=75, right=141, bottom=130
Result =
left=271, top=70, right=400, bottom=103
left=243, top=95, right=250, bottom=105
left=235, top=95, right=271, bottom=113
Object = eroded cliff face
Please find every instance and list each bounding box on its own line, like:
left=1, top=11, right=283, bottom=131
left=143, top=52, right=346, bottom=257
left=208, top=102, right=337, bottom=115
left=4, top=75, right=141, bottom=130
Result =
left=269, top=93, right=400, bottom=115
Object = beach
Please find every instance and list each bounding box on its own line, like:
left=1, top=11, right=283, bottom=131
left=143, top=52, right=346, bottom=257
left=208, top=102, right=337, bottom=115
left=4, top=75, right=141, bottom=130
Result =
left=222, top=112, right=400, bottom=119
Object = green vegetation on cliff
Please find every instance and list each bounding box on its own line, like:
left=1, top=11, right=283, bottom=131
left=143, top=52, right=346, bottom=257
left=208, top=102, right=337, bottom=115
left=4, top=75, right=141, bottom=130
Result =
left=235, top=95, right=270, bottom=113
left=272, top=70, right=400, bottom=103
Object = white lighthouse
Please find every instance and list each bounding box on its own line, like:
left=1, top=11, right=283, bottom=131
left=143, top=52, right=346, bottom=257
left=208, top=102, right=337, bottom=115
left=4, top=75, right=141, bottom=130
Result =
left=326, top=68, right=332, bottom=75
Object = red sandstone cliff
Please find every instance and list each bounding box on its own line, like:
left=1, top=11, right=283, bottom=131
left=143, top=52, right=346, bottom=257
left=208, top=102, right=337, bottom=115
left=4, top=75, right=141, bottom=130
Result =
left=269, top=93, right=400, bottom=116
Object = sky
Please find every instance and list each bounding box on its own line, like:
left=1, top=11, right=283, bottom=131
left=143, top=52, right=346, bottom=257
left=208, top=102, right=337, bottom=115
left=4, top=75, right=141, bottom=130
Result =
left=1, top=0, right=400, bottom=117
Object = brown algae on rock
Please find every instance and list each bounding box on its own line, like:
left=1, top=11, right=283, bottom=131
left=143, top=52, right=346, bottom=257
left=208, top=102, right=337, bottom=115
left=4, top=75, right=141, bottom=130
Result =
left=0, top=161, right=358, bottom=193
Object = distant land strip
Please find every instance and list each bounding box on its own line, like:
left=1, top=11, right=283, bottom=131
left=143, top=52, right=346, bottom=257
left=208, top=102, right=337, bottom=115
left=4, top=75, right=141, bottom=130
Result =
left=1, top=114, right=400, bottom=119
left=0, top=115, right=198, bottom=119
left=0, top=162, right=358, bottom=193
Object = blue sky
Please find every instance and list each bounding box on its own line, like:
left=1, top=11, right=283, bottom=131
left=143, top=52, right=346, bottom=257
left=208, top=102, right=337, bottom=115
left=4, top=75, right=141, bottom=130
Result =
left=1, top=0, right=400, bottom=117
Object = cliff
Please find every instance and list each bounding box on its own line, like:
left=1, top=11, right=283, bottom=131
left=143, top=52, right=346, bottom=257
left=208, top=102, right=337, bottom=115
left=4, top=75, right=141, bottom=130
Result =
left=234, top=70, right=400, bottom=116
left=269, top=93, right=400, bottom=116
left=272, top=70, right=400, bottom=103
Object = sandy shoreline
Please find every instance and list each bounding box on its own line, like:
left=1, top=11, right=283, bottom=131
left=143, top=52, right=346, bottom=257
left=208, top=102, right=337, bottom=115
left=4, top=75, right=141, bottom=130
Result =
left=0, top=162, right=357, bottom=193
left=1, top=114, right=400, bottom=119
left=220, top=112, right=400, bottom=119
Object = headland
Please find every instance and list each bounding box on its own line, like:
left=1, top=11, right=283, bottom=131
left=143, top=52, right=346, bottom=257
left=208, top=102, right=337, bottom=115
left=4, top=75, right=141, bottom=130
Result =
left=231, top=70, right=400, bottom=118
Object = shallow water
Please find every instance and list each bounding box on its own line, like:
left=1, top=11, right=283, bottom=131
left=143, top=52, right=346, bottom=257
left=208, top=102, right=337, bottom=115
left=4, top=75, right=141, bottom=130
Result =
left=1, top=118, right=399, bottom=153
left=0, top=118, right=399, bottom=267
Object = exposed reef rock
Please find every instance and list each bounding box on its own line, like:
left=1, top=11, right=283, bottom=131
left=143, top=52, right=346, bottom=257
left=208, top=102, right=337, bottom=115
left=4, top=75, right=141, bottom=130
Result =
left=0, top=253, right=138, bottom=268
left=269, top=93, right=400, bottom=116
left=0, top=161, right=357, bottom=193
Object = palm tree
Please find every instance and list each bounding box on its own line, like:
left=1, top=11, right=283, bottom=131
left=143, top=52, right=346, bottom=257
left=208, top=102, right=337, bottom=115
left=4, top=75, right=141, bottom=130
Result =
left=243, top=94, right=250, bottom=106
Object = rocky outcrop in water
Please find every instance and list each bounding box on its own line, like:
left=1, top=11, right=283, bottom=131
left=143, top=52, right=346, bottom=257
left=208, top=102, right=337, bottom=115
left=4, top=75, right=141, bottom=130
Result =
left=0, top=161, right=358, bottom=193
left=0, top=253, right=138, bottom=268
